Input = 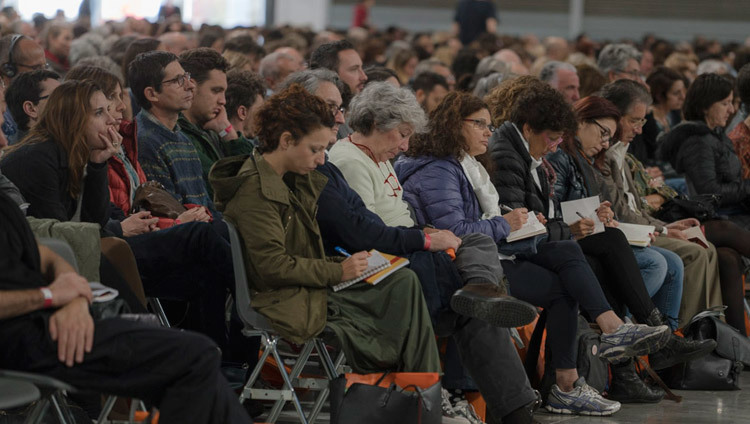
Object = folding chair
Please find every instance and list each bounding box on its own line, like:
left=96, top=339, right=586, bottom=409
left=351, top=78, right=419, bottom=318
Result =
left=0, top=370, right=77, bottom=424
left=225, top=220, right=344, bottom=424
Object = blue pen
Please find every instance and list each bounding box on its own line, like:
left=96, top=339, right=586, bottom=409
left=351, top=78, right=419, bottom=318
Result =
left=335, top=246, right=352, bottom=257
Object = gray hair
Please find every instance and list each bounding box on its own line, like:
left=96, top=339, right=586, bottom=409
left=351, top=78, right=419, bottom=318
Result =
left=597, top=44, right=642, bottom=75
left=600, top=79, right=652, bottom=115
left=76, top=56, right=125, bottom=85
left=473, top=72, right=513, bottom=99
left=414, top=58, right=449, bottom=78
left=277, top=68, right=345, bottom=98
left=347, top=82, right=428, bottom=136
left=69, top=33, right=104, bottom=66
left=475, top=56, right=510, bottom=79
left=697, top=59, right=732, bottom=76
left=539, top=61, right=577, bottom=85
left=259, top=51, right=294, bottom=81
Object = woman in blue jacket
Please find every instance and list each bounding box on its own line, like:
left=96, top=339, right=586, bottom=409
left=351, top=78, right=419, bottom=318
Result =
left=394, top=91, right=670, bottom=415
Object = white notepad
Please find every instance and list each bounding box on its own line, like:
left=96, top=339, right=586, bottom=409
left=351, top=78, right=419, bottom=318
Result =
left=506, top=212, right=548, bottom=242
left=561, top=196, right=605, bottom=235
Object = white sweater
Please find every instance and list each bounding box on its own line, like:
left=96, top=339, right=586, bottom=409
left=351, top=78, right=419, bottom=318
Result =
left=329, top=140, right=415, bottom=228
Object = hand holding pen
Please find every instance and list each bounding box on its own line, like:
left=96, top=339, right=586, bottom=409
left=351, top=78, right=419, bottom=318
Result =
left=500, top=204, right=528, bottom=231
left=336, top=247, right=370, bottom=281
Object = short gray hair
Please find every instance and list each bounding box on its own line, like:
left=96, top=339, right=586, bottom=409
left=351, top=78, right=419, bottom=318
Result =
left=414, top=58, right=449, bottom=78
left=539, top=61, right=576, bottom=85
left=600, top=79, right=652, bottom=115
left=259, top=51, right=294, bottom=81
left=597, top=44, right=642, bottom=75
left=69, top=33, right=104, bottom=66
left=347, top=82, right=427, bottom=136
left=277, top=68, right=345, bottom=98
left=697, top=59, right=732, bottom=76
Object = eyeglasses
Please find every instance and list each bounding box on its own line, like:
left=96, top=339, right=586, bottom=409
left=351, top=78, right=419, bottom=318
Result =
left=591, top=120, right=612, bottom=143
left=626, top=116, right=647, bottom=129
left=329, top=104, right=345, bottom=117
left=618, top=69, right=643, bottom=80
left=463, top=119, right=496, bottom=133
left=17, top=62, right=50, bottom=71
left=161, top=72, right=192, bottom=87
left=545, top=134, right=564, bottom=148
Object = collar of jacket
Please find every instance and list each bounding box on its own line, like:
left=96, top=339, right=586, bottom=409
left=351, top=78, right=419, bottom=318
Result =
left=253, top=150, right=329, bottom=207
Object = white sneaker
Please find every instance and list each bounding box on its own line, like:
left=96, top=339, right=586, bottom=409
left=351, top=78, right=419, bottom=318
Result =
left=441, top=388, right=471, bottom=424
left=452, top=400, right=485, bottom=424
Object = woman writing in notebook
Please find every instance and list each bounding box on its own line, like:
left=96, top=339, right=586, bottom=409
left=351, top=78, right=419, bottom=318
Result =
left=392, top=90, right=675, bottom=415
left=208, top=84, right=442, bottom=374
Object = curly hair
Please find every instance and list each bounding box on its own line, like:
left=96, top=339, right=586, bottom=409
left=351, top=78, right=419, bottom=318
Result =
left=484, top=75, right=547, bottom=126
left=407, top=91, right=486, bottom=159
left=510, top=83, right=577, bottom=135
left=255, top=84, right=335, bottom=153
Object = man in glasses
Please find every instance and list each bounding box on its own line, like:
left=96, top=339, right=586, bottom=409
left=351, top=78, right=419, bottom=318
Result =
left=598, top=43, right=646, bottom=85
left=178, top=48, right=255, bottom=197
left=4, top=69, right=60, bottom=144
left=129, top=50, right=218, bottom=213
left=0, top=34, right=49, bottom=142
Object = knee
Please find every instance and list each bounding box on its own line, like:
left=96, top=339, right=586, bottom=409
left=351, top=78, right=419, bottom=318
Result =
left=178, top=331, right=222, bottom=368
left=717, top=247, right=742, bottom=266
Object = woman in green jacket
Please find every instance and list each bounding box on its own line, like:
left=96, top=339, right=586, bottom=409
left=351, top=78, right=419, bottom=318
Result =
left=209, top=84, right=440, bottom=374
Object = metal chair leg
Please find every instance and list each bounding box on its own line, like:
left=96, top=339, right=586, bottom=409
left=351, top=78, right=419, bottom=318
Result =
left=148, top=298, right=171, bottom=328
left=24, top=397, right=50, bottom=424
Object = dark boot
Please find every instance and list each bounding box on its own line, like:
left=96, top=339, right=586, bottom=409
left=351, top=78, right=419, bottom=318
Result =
left=498, top=390, right=541, bottom=424
left=607, top=359, right=664, bottom=403
left=644, top=308, right=717, bottom=370
left=450, top=283, right=538, bottom=328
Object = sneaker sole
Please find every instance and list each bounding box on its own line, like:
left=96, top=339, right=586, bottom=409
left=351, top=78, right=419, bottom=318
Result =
left=600, top=327, right=671, bottom=362
left=650, top=339, right=718, bottom=370
left=450, top=292, right=538, bottom=328
left=544, top=403, right=620, bottom=416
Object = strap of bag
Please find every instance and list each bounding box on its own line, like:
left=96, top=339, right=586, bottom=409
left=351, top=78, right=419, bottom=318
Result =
left=635, top=357, right=682, bottom=403
left=374, top=371, right=391, bottom=387
left=524, top=309, right=548, bottom=385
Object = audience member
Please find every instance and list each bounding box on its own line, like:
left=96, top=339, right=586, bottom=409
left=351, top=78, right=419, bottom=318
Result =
left=4, top=69, right=61, bottom=142
left=576, top=63, right=607, bottom=98
left=600, top=79, right=725, bottom=326
left=223, top=35, right=265, bottom=72
left=225, top=69, right=266, bottom=142
left=385, top=46, right=418, bottom=85
left=414, top=58, right=457, bottom=90
left=597, top=43, right=643, bottom=84
left=410, top=71, right=450, bottom=113
left=453, top=0, right=498, bottom=45
left=178, top=48, right=255, bottom=195
left=258, top=50, right=304, bottom=93
left=159, top=31, right=190, bottom=55
left=539, top=61, right=580, bottom=103
left=363, top=65, right=400, bottom=86
left=40, top=22, right=73, bottom=75
left=311, top=40, right=367, bottom=96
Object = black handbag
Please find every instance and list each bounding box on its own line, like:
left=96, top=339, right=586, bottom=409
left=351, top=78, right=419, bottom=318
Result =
left=667, top=308, right=747, bottom=390
left=654, top=194, right=721, bottom=222
left=329, top=372, right=441, bottom=424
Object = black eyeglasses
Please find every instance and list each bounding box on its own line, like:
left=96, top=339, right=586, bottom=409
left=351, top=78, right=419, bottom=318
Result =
left=591, top=120, right=612, bottom=143
left=463, top=119, right=496, bottom=133
left=161, top=72, right=191, bottom=87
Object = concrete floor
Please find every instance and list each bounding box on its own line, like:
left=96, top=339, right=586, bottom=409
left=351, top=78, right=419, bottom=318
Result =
left=536, top=378, right=750, bottom=424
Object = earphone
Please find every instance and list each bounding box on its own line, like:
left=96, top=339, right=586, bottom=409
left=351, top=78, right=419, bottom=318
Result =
left=2, top=34, right=23, bottom=79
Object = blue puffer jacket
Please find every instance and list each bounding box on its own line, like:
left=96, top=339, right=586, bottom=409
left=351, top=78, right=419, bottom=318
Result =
left=394, top=155, right=511, bottom=244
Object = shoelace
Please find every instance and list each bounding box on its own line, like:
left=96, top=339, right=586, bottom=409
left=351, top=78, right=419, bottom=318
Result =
left=441, top=389, right=459, bottom=417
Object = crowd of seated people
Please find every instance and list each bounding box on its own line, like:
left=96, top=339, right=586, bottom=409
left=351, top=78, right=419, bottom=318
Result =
left=3, top=7, right=750, bottom=423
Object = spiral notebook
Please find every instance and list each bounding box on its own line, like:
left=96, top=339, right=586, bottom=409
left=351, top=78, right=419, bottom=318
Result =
left=332, top=250, right=410, bottom=292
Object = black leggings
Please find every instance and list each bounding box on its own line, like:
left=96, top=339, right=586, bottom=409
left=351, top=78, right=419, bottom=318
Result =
left=577, top=227, right=656, bottom=322
left=704, top=219, right=749, bottom=335
left=505, top=240, right=612, bottom=369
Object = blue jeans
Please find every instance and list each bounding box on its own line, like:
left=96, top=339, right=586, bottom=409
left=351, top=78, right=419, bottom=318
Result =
left=632, top=246, right=683, bottom=330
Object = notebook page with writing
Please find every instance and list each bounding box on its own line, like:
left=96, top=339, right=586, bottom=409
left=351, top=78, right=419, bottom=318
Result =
left=506, top=212, right=547, bottom=242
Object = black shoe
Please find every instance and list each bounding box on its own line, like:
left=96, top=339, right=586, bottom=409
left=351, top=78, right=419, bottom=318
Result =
left=501, top=390, right=542, bottom=424
left=242, top=399, right=265, bottom=419
left=643, top=308, right=717, bottom=370
left=450, top=283, right=538, bottom=328
left=607, top=359, right=665, bottom=403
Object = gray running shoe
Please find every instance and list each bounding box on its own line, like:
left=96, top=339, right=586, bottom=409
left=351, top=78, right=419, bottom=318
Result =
left=545, top=377, right=621, bottom=416
left=599, top=323, right=670, bottom=362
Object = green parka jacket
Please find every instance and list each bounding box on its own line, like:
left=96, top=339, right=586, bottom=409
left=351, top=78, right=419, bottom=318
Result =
left=209, top=151, right=342, bottom=344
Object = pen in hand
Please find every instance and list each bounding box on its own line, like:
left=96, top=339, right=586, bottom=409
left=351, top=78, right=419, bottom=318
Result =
left=334, top=246, right=352, bottom=257
left=576, top=211, right=586, bottom=220
left=500, top=204, right=514, bottom=213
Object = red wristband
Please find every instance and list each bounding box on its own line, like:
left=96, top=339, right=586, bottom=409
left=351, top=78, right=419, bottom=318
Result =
left=40, top=287, right=53, bottom=308
left=423, top=233, right=431, bottom=250
left=219, top=124, right=234, bottom=138
left=173, top=219, right=182, bottom=227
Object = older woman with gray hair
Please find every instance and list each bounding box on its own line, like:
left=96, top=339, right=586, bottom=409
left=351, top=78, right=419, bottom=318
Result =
left=329, top=82, right=428, bottom=225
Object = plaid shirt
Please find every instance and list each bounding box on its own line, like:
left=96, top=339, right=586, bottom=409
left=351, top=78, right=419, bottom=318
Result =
left=728, top=121, right=750, bottom=179
left=136, top=109, right=214, bottom=209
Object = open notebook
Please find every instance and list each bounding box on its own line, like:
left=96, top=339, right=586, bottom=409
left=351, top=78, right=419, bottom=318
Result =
left=616, top=223, right=655, bottom=247
left=506, top=212, right=547, bottom=243
left=332, top=250, right=410, bottom=292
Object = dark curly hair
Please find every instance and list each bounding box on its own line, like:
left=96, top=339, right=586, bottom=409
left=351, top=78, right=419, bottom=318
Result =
left=407, top=91, right=487, bottom=159
left=484, top=75, right=547, bottom=127
left=510, top=83, right=577, bottom=135
left=255, top=84, right=335, bottom=153
left=178, top=47, right=230, bottom=84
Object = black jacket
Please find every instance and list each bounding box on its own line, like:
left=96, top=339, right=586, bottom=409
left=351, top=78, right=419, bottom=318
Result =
left=660, top=120, right=750, bottom=207
left=488, top=122, right=551, bottom=215
left=0, top=140, right=110, bottom=227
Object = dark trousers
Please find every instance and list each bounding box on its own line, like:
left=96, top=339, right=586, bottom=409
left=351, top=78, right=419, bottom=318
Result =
left=0, top=317, right=252, bottom=424
left=577, top=227, right=656, bottom=322
left=504, top=240, right=611, bottom=369
left=124, top=222, right=235, bottom=354
left=408, top=233, right=536, bottom=419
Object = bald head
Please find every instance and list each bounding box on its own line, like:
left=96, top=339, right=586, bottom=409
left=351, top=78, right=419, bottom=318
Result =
left=158, top=32, right=189, bottom=55
left=0, top=36, right=46, bottom=85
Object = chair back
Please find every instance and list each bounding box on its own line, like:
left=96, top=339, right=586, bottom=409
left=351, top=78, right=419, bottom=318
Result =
left=225, top=220, right=273, bottom=331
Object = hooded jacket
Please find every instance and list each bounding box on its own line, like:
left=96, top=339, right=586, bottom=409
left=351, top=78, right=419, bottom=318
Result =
left=394, top=155, right=511, bottom=244
left=660, top=120, right=750, bottom=207
left=108, top=120, right=147, bottom=215
left=209, top=151, right=342, bottom=343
